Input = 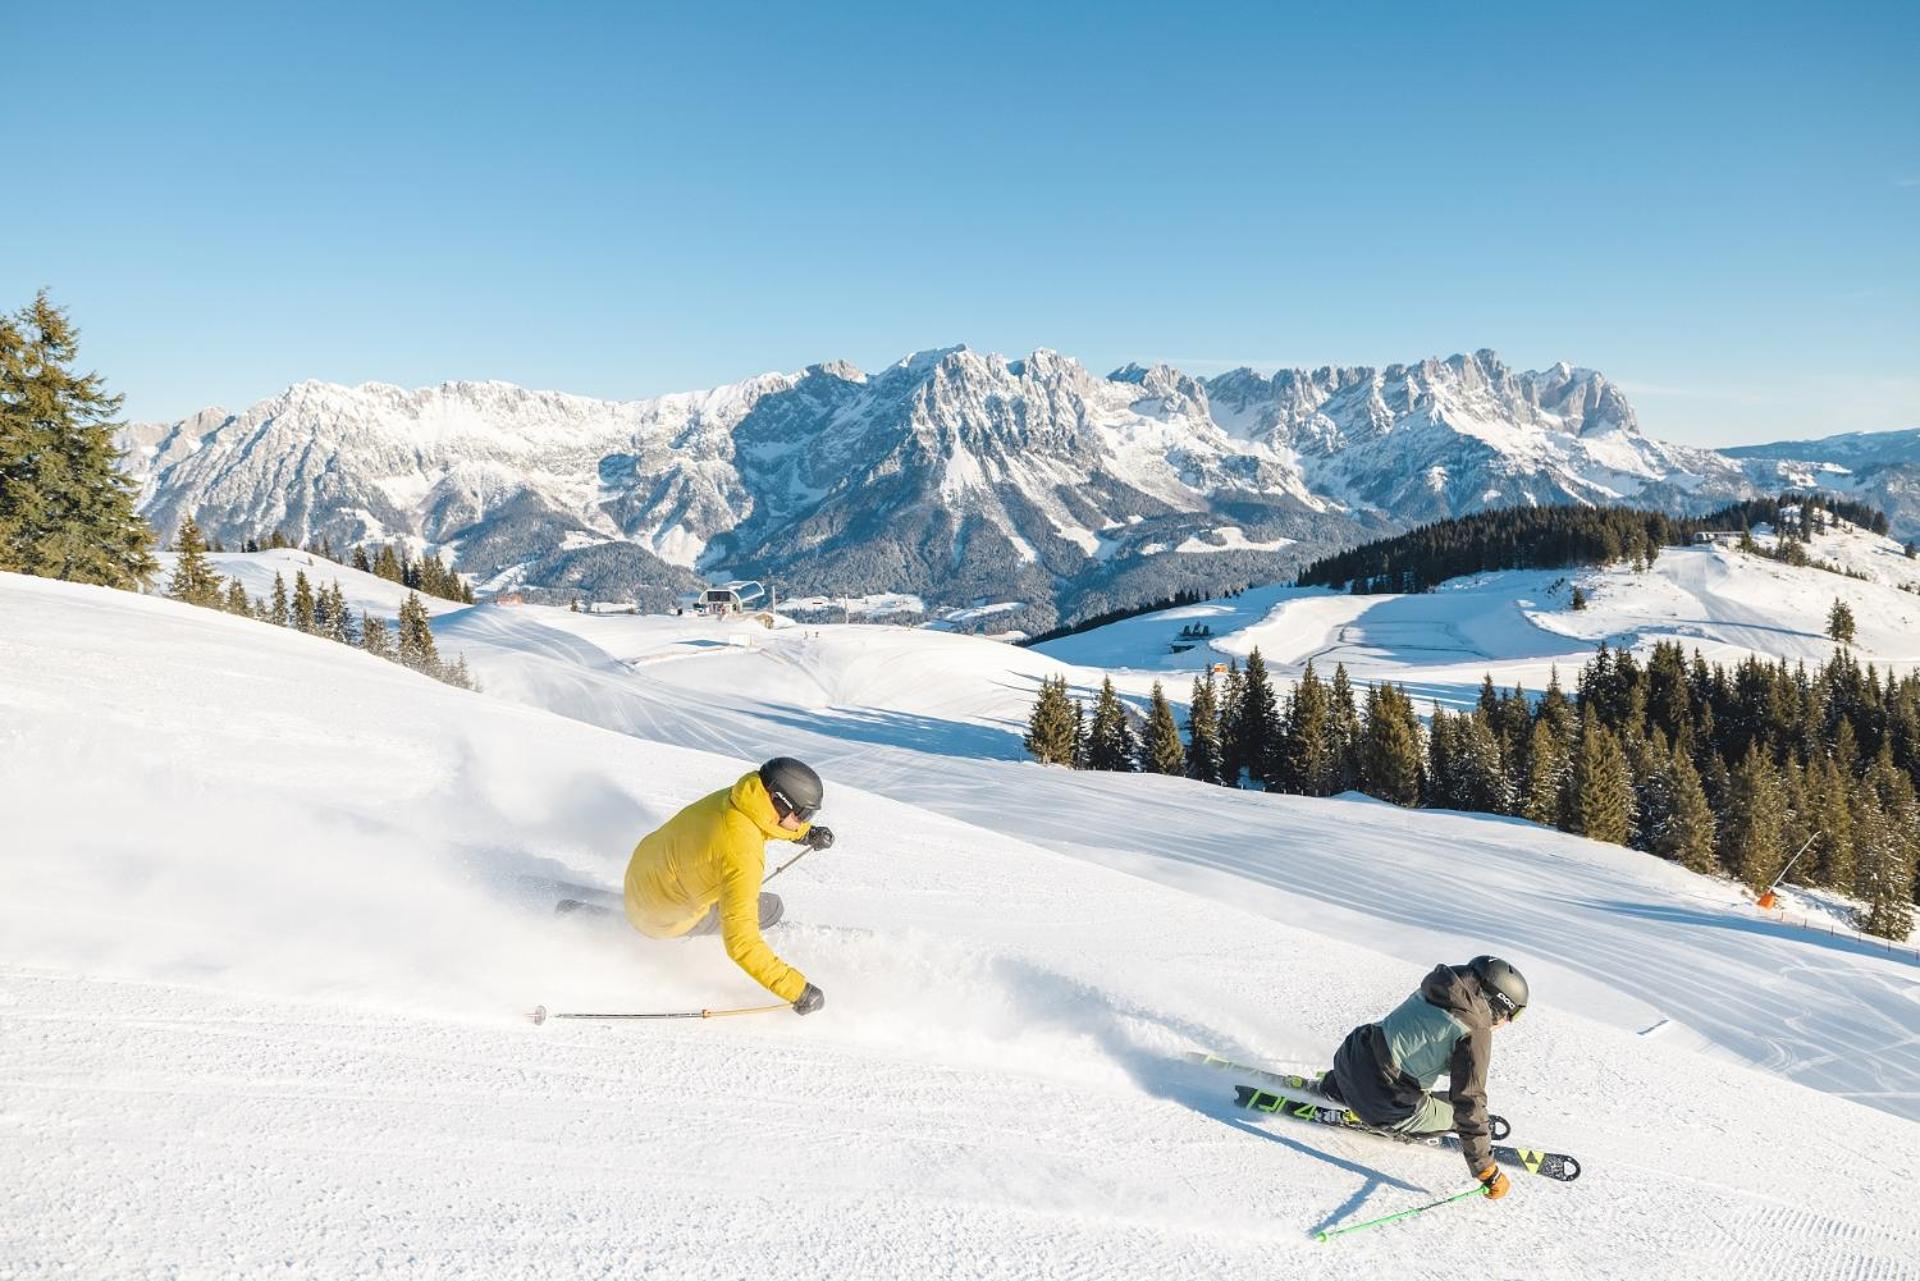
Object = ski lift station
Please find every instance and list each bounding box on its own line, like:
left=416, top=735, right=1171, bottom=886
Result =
left=694, top=580, right=767, bottom=617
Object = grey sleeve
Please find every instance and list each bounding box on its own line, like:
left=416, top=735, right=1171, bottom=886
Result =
left=1449, top=1026, right=1493, bottom=1174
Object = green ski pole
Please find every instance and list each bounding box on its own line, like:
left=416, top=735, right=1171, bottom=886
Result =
left=1316, top=1183, right=1489, bottom=1243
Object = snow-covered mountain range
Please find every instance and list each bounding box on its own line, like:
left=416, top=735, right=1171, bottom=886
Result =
left=119, top=348, right=1764, bottom=628
left=1723, top=428, right=1920, bottom=544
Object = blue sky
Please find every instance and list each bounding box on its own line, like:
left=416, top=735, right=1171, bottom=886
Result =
left=3, top=0, right=1914, bottom=445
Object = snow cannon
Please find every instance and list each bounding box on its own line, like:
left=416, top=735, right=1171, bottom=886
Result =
left=528, top=1004, right=549, bottom=1025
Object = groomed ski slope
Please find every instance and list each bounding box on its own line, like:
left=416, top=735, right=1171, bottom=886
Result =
left=5, top=574, right=1918, bottom=1280
left=441, top=602, right=1920, bottom=1119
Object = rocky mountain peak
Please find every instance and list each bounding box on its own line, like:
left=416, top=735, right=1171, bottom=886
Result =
left=118, top=343, right=1765, bottom=629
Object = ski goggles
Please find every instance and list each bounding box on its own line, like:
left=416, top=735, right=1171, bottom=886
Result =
left=1489, top=991, right=1525, bottom=1022
left=769, top=789, right=816, bottom=823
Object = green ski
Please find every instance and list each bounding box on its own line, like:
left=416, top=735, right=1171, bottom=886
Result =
left=1184, top=1050, right=1514, bottom=1141
left=1233, top=1084, right=1582, bottom=1182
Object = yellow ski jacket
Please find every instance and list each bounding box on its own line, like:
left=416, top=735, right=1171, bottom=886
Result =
left=622, top=771, right=811, bottom=1002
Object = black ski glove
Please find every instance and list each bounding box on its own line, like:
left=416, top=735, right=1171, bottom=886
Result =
left=792, top=983, right=825, bottom=1016
left=802, top=825, right=835, bottom=852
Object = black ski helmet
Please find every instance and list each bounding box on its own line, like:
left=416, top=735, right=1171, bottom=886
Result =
left=759, top=757, right=823, bottom=822
left=1469, top=955, right=1529, bottom=1022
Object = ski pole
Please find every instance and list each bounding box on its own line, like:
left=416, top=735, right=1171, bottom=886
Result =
left=763, top=847, right=811, bottom=883
left=528, top=1002, right=788, bottom=1024
left=1315, top=1183, right=1488, bottom=1243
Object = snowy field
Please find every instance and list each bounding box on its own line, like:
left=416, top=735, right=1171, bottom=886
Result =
left=1039, top=523, right=1920, bottom=707
left=5, top=561, right=1920, bottom=1279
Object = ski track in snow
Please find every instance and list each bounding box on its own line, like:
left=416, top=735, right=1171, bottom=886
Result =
left=5, top=570, right=1919, bottom=1278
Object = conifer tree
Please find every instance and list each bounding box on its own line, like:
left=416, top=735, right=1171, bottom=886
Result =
left=373, top=544, right=402, bottom=583
left=1827, top=599, right=1856, bottom=645
left=1023, top=675, right=1079, bottom=766
left=397, top=591, right=440, bottom=675
left=1328, top=663, right=1362, bottom=792
left=1778, top=760, right=1813, bottom=884
left=322, top=582, right=356, bottom=644
left=1578, top=643, right=1616, bottom=727
left=1218, top=660, right=1246, bottom=782
left=1236, top=649, right=1280, bottom=787
left=1085, top=677, right=1138, bottom=772
left=417, top=551, right=466, bottom=603
left=1521, top=717, right=1569, bottom=827
left=223, top=578, right=252, bottom=616
left=292, top=570, right=317, bottom=633
left=1276, top=660, right=1335, bottom=795
left=1185, top=672, right=1225, bottom=786
left=1454, top=709, right=1512, bottom=814
left=268, top=573, right=290, bottom=626
left=1141, top=682, right=1185, bottom=776
left=1497, top=686, right=1533, bottom=803
left=1536, top=668, right=1576, bottom=744
left=1358, top=682, right=1422, bottom=806
left=1721, top=745, right=1787, bottom=892
left=1426, top=708, right=1459, bottom=809
left=1661, top=747, right=1719, bottom=873
left=1627, top=727, right=1675, bottom=852
left=312, top=573, right=334, bottom=635
left=165, top=515, right=223, bottom=607
left=352, top=545, right=371, bottom=573
left=1644, top=642, right=1692, bottom=747
left=1497, top=679, right=1532, bottom=740
left=1699, top=748, right=1733, bottom=813
left=1071, top=698, right=1087, bottom=769
left=1830, top=712, right=1859, bottom=775
left=360, top=611, right=393, bottom=660
left=1856, top=753, right=1917, bottom=940
left=1808, top=755, right=1855, bottom=889
left=442, top=654, right=476, bottom=691
left=0, top=292, right=157, bottom=587
left=1570, top=719, right=1634, bottom=845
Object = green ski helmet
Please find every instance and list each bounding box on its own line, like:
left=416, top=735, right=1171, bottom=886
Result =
left=1470, top=955, right=1529, bottom=1022
left=759, top=756, right=823, bottom=823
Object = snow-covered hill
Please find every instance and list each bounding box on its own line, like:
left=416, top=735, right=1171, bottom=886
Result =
left=119, top=348, right=1758, bottom=630
left=1038, top=518, right=1920, bottom=698
left=151, top=547, right=471, bottom=622
left=6, top=573, right=1919, bottom=1276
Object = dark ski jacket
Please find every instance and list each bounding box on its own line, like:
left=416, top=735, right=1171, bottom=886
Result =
left=1330, top=963, right=1496, bottom=1173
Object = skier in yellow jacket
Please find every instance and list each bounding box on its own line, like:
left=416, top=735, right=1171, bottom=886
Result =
left=623, top=757, right=832, bottom=1014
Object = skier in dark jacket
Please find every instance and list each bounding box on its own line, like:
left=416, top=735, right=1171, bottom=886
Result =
left=1317, top=956, right=1529, bottom=1200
